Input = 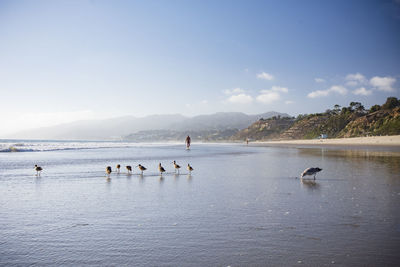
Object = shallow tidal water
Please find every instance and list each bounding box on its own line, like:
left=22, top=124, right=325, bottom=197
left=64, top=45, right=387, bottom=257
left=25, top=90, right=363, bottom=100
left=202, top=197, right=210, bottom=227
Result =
left=0, top=141, right=399, bottom=266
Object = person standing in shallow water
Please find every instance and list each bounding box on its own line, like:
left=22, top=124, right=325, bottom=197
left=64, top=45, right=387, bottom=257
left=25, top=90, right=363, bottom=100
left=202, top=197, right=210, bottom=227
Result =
left=185, top=135, right=191, bottom=149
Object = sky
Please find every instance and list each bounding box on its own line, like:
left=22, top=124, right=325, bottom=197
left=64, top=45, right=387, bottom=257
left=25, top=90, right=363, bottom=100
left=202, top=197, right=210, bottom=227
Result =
left=0, top=0, right=399, bottom=136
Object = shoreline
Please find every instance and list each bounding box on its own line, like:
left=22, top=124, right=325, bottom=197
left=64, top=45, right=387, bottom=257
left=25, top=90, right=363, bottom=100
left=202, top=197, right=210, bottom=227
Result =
left=1, top=136, right=400, bottom=148
left=253, top=135, right=400, bottom=150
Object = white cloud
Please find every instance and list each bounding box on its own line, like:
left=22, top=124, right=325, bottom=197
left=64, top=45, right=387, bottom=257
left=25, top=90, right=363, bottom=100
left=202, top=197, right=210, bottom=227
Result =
left=308, top=85, right=347, bottom=98
left=285, top=100, right=294, bottom=104
left=257, top=72, right=274, bottom=81
left=260, top=86, right=288, bottom=94
left=227, top=94, right=253, bottom=104
left=200, top=100, right=208, bottom=104
left=330, top=85, right=347, bottom=95
left=307, top=90, right=330, bottom=98
left=370, top=76, right=396, bottom=92
left=270, top=86, right=288, bottom=93
left=256, top=86, right=288, bottom=104
left=256, top=91, right=280, bottom=104
left=353, top=87, right=372, bottom=96
left=224, top=87, right=245, bottom=95
left=314, top=78, right=325, bottom=83
left=345, top=73, right=367, bottom=86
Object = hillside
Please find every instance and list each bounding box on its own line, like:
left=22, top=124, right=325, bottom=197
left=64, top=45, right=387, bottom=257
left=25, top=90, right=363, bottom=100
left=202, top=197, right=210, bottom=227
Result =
left=233, top=97, right=400, bottom=141
left=338, top=106, right=400, bottom=138
left=232, top=116, right=294, bottom=141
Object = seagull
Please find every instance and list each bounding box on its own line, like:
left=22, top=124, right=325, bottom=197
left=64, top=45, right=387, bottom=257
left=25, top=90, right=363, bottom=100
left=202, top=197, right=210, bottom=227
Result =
left=172, top=160, right=181, bottom=174
left=187, top=163, right=193, bottom=174
left=158, top=163, right=166, bottom=175
left=126, top=165, right=132, bottom=174
left=301, top=167, right=322, bottom=180
left=137, top=164, right=147, bottom=175
left=106, top=166, right=112, bottom=177
left=116, top=164, right=121, bottom=173
left=34, top=165, right=42, bottom=176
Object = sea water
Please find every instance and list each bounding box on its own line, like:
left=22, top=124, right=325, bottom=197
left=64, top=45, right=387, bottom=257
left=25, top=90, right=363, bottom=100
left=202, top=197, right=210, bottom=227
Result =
left=0, top=140, right=399, bottom=266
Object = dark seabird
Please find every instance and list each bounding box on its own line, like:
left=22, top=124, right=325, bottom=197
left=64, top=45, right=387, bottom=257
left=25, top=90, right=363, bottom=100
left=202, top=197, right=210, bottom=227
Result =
left=158, top=163, right=166, bottom=175
left=172, top=160, right=181, bottom=174
left=301, top=167, right=322, bottom=180
left=137, top=164, right=147, bottom=175
left=126, top=165, right=132, bottom=174
left=106, top=166, right=112, bottom=176
left=34, top=165, right=43, bottom=176
left=187, top=163, right=194, bottom=174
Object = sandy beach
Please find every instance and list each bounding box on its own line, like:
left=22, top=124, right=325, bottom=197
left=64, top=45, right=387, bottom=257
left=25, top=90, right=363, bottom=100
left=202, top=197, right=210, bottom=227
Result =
left=257, top=135, right=400, bottom=147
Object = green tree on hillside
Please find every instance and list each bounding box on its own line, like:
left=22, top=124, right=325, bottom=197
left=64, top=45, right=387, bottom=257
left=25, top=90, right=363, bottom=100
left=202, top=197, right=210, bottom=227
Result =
left=333, top=104, right=341, bottom=114
left=369, top=104, right=381, bottom=113
left=382, top=97, right=400, bottom=110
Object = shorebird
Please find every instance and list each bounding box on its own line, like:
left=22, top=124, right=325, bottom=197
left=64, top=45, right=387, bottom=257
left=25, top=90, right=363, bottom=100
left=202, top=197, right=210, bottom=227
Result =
left=137, top=164, right=147, bottom=175
left=106, top=166, right=112, bottom=177
left=172, top=160, right=181, bottom=174
left=158, top=163, right=166, bottom=175
left=116, top=164, right=121, bottom=173
left=126, top=165, right=132, bottom=174
left=187, top=163, right=193, bottom=174
left=34, top=165, right=42, bottom=176
left=301, top=167, right=322, bottom=180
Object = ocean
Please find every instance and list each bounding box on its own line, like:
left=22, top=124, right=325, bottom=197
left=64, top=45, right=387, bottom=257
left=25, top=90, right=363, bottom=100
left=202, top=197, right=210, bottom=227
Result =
left=1, top=140, right=399, bottom=266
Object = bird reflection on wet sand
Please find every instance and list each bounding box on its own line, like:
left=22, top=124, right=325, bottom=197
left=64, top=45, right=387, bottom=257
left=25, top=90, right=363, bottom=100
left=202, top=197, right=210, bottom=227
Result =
left=300, top=179, right=320, bottom=190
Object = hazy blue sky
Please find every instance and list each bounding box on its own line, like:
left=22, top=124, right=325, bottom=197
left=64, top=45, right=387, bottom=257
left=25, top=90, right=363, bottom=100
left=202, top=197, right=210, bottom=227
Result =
left=0, top=0, right=399, bottom=136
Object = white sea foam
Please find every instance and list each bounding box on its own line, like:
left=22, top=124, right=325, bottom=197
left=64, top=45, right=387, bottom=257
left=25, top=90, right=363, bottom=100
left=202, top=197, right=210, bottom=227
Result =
left=0, top=140, right=179, bottom=152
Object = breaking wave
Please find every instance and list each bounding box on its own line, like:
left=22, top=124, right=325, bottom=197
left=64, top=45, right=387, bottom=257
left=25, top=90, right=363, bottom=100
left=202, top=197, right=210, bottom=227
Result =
left=0, top=141, right=146, bottom=153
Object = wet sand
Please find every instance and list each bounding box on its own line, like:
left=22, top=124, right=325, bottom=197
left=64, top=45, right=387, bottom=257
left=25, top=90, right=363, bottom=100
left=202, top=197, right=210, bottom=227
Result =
left=1, top=142, right=400, bottom=266
left=256, top=135, right=400, bottom=148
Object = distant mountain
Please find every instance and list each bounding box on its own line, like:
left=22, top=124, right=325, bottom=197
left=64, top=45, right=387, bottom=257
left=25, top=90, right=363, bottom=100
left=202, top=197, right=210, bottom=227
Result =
left=11, top=111, right=289, bottom=140
left=11, top=114, right=187, bottom=140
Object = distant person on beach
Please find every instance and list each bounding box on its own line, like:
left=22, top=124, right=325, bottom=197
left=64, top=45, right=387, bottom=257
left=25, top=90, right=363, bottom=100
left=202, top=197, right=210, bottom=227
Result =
left=185, top=135, right=191, bottom=149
